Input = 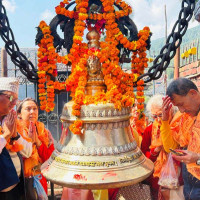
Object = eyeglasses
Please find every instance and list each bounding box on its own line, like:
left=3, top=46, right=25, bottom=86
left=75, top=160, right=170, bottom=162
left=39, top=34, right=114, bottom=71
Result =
left=152, top=113, right=162, bottom=119
left=0, top=93, right=18, bottom=103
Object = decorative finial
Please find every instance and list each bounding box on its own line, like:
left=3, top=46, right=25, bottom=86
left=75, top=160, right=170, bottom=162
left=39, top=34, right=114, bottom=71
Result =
left=86, top=29, right=100, bottom=49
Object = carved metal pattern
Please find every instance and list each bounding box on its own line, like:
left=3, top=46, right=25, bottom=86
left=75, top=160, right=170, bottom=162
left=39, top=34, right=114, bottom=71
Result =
left=51, top=150, right=142, bottom=167
left=62, top=104, right=131, bottom=118
left=57, top=74, right=67, bottom=82
left=38, top=114, right=48, bottom=123
left=48, top=113, right=58, bottom=123
left=62, top=120, right=130, bottom=130
left=84, top=120, right=130, bottom=130
left=0, top=0, right=196, bottom=84
left=62, top=140, right=137, bottom=156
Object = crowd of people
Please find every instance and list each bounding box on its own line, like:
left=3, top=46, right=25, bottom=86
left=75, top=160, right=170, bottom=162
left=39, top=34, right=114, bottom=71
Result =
left=135, top=77, right=200, bottom=200
left=0, top=78, right=54, bottom=200
left=1, top=77, right=200, bottom=200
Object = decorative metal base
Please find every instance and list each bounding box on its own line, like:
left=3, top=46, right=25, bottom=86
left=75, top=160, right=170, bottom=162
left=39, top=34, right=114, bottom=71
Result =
left=43, top=148, right=153, bottom=189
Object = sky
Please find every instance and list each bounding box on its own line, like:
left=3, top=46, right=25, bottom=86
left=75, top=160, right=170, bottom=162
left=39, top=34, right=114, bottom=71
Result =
left=0, top=0, right=199, bottom=48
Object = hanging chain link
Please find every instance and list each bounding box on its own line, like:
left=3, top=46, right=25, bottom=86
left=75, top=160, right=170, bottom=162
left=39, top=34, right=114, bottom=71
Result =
left=138, top=0, right=196, bottom=83
left=0, top=0, right=196, bottom=83
left=0, top=1, right=38, bottom=82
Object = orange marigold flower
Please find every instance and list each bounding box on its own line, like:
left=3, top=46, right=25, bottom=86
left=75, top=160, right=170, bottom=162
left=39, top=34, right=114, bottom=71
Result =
left=72, top=109, right=81, bottom=116
left=39, top=96, right=46, bottom=101
left=40, top=105, right=46, bottom=110
left=137, top=98, right=145, bottom=103
left=38, top=89, right=45, bottom=93
left=137, top=104, right=144, bottom=110
left=72, top=103, right=81, bottom=110
left=74, top=120, right=83, bottom=127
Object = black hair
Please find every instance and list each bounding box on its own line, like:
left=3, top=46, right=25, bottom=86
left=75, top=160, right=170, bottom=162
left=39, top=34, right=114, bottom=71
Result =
left=166, top=78, right=198, bottom=99
left=16, top=97, right=38, bottom=114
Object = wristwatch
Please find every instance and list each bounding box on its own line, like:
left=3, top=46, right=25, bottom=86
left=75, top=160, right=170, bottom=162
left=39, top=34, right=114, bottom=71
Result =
left=196, top=159, right=200, bottom=165
left=10, top=132, right=20, bottom=141
left=196, top=156, right=200, bottom=165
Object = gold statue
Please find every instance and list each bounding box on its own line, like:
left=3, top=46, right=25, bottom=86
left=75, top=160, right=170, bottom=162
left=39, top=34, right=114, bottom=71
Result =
left=87, top=56, right=104, bottom=83
left=85, top=29, right=106, bottom=95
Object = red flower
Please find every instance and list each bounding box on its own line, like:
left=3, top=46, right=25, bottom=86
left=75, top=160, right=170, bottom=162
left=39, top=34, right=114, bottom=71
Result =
left=60, top=2, right=65, bottom=8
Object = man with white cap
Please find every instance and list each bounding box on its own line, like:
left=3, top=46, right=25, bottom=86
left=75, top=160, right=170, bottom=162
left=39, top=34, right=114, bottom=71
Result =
left=0, top=77, right=32, bottom=200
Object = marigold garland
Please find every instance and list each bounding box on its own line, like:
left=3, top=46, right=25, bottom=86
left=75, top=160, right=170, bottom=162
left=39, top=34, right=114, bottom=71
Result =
left=37, top=0, right=151, bottom=134
left=37, top=21, right=68, bottom=112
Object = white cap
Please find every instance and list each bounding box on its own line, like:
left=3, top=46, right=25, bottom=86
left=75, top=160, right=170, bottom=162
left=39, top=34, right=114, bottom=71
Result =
left=0, top=77, right=19, bottom=95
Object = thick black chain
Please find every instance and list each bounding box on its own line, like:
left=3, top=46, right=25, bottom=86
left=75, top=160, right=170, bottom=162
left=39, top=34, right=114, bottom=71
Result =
left=0, top=0, right=196, bottom=83
left=0, top=1, right=38, bottom=82
left=138, top=0, right=196, bottom=83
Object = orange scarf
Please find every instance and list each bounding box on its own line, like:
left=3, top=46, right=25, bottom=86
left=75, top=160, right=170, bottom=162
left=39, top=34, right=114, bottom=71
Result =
left=17, top=120, right=50, bottom=177
left=150, top=119, right=162, bottom=149
left=170, top=112, right=194, bottom=148
left=148, top=119, right=167, bottom=178
left=154, top=112, right=197, bottom=178
left=186, top=112, right=200, bottom=179
left=130, top=114, right=146, bottom=136
left=153, top=113, right=184, bottom=177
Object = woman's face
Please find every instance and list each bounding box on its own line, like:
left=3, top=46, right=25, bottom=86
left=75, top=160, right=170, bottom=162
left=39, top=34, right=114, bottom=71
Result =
left=19, top=100, right=38, bottom=125
left=151, top=106, right=162, bottom=122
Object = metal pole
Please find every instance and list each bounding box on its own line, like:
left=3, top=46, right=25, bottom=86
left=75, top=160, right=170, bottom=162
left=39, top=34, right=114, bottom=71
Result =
left=1, top=48, right=7, bottom=77
left=174, top=45, right=180, bottom=79
left=164, top=4, right=168, bottom=93
left=50, top=182, right=55, bottom=200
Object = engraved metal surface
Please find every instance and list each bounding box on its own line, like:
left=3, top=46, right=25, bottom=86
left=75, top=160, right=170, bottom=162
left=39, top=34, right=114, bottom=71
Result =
left=43, top=101, right=154, bottom=189
left=60, top=101, right=132, bottom=123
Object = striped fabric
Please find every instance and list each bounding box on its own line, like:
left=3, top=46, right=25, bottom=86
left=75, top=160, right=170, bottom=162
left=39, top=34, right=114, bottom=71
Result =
left=9, top=151, right=21, bottom=177
left=0, top=135, right=6, bottom=154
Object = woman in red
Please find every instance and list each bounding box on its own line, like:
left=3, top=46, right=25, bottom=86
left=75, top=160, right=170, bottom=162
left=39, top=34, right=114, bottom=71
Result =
left=141, top=94, right=164, bottom=200
left=17, top=98, right=54, bottom=198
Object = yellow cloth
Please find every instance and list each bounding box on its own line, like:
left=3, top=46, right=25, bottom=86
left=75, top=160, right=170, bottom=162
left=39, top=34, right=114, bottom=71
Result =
left=153, top=113, right=182, bottom=177
left=92, top=190, right=109, bottom=200
left=160, top=120, right=178, bottom=153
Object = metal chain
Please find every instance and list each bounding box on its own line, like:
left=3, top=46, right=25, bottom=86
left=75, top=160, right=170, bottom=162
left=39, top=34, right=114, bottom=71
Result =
left=138, top=0, right=196, bottom=83
left=0, top=0, right=196, bottom=83
left=0, top=1, right=38, bottom=82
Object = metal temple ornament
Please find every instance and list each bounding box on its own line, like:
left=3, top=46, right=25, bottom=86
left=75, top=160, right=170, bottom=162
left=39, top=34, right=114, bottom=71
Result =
left=42, top=29, right=154, bottom=189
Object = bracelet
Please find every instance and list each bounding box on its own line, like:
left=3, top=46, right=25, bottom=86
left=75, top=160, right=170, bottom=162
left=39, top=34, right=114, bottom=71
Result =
left=150, top=149, right=159, bottom=157
left=10, top=133, right=20, bottom=141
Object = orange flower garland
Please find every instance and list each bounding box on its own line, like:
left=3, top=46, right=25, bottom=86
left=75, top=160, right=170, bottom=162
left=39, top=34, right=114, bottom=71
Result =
left=37, top=21, right=68, bottom=112
left=37, top=0, right=151, bottom=134
left=136, top=79, right=145, bottom=114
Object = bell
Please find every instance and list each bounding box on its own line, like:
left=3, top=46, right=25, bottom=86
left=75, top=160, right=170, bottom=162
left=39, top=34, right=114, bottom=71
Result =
left=42, top=29, right=154, bottom=189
